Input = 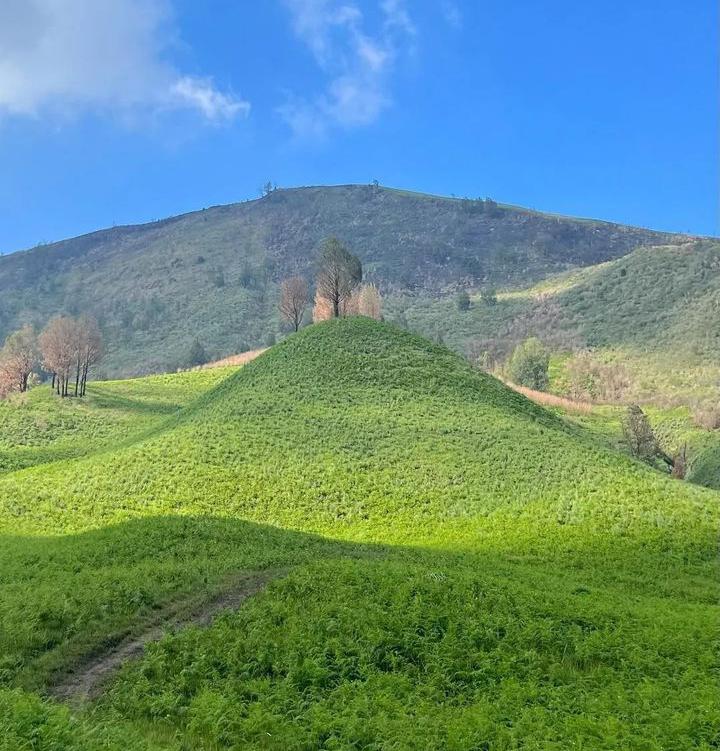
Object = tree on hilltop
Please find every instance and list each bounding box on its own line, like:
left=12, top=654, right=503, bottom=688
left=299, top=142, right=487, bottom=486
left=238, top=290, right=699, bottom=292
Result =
left=279, top=276, right=309, bottom=332
left=357, top=283, right=383, bottom=320
left=315, top=237, right=362, bottom=318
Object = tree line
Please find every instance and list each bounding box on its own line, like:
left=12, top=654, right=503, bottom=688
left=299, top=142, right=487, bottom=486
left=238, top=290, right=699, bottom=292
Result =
left=0, top=315, right=103, bottom=400
left=277, top=236, right=383, bottom=332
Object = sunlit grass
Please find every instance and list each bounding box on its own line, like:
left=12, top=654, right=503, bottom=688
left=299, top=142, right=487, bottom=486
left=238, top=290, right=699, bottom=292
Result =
left=1, top=319, right=718, bottom=749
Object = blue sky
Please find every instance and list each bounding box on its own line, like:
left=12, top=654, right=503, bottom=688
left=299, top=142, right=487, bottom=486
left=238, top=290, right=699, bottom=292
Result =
left=0, top=0, right=716, bottom=253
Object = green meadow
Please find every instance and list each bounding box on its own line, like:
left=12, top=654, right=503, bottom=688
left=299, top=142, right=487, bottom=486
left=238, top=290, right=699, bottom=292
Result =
left=1, top=319, right=718, bottom=749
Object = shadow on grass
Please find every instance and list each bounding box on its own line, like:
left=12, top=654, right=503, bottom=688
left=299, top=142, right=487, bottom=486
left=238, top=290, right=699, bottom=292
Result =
left=0, top=515, right=388, bottom=693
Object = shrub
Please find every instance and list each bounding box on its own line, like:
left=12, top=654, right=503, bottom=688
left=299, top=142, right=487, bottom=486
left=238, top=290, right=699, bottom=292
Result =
left=692, top=404, right=720, bottom=430
left=622, top=405, right=658, bottom=463
left=506, top=337, right=549, bottom=390
left=455, top=290, right=471, bottom=312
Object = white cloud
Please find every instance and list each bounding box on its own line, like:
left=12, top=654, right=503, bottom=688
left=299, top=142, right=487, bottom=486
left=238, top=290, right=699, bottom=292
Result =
left=0, top=0, right=248, bottom=123
left=171, top=77, right=250, bottom=121
left=280, top=0, right=414, bottom=137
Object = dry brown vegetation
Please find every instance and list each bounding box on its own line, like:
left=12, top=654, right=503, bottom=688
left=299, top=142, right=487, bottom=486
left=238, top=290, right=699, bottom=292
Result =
left=192, top=348, right=267, bottom=370
left=501, top=378, right=594, bottom=414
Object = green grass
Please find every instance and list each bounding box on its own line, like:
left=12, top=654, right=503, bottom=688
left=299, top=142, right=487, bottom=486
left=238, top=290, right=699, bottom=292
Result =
left=1, top=319, right=718, bottom=749
left=0, top=368, right=233, bottom=474
left=689, top=444, right=720, bottom=490
left=387, top=240, right=720, bottom=409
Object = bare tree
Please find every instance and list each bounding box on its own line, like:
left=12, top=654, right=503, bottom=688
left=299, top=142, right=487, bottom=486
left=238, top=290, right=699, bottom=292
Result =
left=75, top=316, right=103, bottom=396
left=279, top=276, right=309, bottom=332
left=622, top=405, right=657, bottom=462
left=671, top=444, right=688, bottom=480
left=316, top=237, right=362, bottom=318
left=39, top=316, right=76, bottom=397
left=0, top=325, right=38, bottom=393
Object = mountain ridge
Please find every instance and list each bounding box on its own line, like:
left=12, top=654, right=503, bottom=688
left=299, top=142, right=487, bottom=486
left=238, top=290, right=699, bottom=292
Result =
left=2, top=184, right=704, bottom=258
left=0, top=184, right=701, bottom=376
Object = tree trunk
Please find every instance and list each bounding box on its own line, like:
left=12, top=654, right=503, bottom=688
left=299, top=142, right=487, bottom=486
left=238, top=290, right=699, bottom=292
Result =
left=81, top=361, right=89, bottom=396
left=51, top=373, right=56, bottom=390
left=74, top=362, right=81, bottom=397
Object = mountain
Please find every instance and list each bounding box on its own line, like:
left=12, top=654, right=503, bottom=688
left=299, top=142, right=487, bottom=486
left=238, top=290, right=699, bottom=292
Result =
left=394, top=239, right=720, bottom=357
left=0, top=185, right=691, bottom=376
left=2, top=319, right=718, bottom=748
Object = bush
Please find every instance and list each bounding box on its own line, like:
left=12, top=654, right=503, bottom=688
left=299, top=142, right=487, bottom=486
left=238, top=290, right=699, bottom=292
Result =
left=506, top=337, right=549, bottom=390
left=455, top=290, right=471, bottom=312
left=621, top=405, right=658, bottom=463
left=187, top=339, right=208, bottom=367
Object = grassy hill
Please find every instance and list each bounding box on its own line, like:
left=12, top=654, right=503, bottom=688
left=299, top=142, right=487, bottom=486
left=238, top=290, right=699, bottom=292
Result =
left=1, top=319, right=718, bottom=749
left=391, top=239, right=720, bottom=405
left=0, top=184, right=689, bottom=377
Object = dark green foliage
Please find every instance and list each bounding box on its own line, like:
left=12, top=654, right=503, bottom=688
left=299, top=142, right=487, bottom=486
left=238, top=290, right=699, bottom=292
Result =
left=480, top=287, right=498, bottom=305
left=688, top=443, right=720, bottom=490
left=187, top=339, right=208, bottom=367
left=455, top=290, right=470, bottom=311
left=507, top=337, right=550, bottom=390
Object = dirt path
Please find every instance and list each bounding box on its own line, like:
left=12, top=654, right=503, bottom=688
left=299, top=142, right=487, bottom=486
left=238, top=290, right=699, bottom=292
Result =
left=49, top=568, right=283, bottom=705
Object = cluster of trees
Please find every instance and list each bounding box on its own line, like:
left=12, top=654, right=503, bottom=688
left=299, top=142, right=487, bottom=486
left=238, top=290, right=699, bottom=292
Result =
left=277, top=237, right=383, bottom=331
left=0, top=316, right=102, bottom=400
left=456, top=287, right=497, bottom=312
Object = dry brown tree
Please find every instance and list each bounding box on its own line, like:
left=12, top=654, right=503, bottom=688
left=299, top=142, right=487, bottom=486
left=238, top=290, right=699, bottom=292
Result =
left=357, top=283, right=382, bottom=320
left=279, top=276, right=309, bottom=332
left=312, top=290, right=334, bottom=322
left=39, top=316, right=78, bottom=397
left=0, top=324, right=38, bottom=393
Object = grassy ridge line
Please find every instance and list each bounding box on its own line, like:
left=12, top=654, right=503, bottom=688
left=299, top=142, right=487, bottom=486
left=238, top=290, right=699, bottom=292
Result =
left=1, top=319, right=718, bottom=748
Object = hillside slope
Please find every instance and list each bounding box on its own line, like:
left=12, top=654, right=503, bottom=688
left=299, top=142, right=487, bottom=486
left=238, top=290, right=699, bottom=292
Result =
left=0, top=185, right=689, bottom=376
left=2, top=320, right=718, bottom=748
left=390, top=239, right=720, bottom=401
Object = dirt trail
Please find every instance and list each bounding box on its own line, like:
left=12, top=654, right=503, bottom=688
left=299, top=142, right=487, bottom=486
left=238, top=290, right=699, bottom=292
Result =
left=50, top=568, right=283, bottom=705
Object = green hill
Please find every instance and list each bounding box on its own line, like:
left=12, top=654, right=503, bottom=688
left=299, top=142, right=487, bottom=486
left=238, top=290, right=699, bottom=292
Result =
left=1, top=319, right=718, bottom=749
left=0, top=185, right=689, bottom=377
left=391, top=239, right=720, bottom=404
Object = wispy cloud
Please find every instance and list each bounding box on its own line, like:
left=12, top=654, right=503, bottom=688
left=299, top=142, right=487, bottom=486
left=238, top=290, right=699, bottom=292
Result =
left=280, top=0, right=415, bottom=137
left=0, top=0, right=249, bottom=123
left=441, top=1, right=462, bottom=30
